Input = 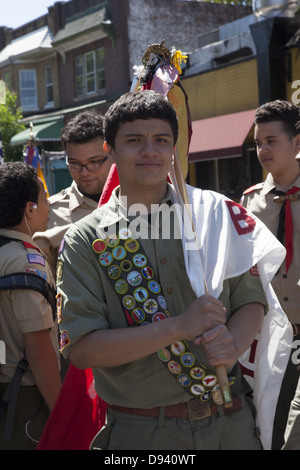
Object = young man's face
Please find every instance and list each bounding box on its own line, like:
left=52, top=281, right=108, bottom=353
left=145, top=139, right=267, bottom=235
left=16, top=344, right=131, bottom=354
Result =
left=106, top=119, right=175, bottom=193
left=66, top=137, right=111, bottom=195
left=254, top=121, right=300, bottom=179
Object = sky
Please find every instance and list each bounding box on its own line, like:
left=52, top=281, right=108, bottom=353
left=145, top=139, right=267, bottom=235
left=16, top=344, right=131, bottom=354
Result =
left=0, top=0, right=69, bottom=29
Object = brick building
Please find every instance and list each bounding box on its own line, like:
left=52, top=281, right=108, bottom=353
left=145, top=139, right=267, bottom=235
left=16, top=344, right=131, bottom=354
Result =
left=0, top=0, right=252, bottom=193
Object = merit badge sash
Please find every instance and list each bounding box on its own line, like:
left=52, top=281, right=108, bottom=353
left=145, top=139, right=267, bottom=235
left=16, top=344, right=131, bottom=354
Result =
left=91, top=224, right=234, bottom=404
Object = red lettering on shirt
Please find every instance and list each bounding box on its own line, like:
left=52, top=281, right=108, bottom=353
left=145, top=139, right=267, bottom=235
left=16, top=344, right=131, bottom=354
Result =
left=225, top=200, right=256, bottom=235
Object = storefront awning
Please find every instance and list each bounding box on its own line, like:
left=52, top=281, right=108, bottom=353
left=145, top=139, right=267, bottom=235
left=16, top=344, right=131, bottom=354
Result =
left=188, top=109, right=256, bottom=162
left=10, top=118, right=64, bottom=146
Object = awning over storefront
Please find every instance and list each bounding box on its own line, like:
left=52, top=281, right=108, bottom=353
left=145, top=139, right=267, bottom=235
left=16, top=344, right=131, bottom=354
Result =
left=10, top=118, right=64, bottom=146
left=188, top=109, right=256, bottom=162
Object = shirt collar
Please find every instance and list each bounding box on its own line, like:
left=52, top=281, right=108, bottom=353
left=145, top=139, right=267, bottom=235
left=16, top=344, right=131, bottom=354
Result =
left=96, top=184, right=173, bottom=230
left=69, top=181, right=99, bottom=212
left=261, top=173, right=300, bottom=195
left=0, top=228, right=38, bottom=246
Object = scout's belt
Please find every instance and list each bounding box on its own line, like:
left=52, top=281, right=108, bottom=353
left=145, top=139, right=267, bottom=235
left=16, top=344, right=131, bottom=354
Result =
left=110, top=395, right=242, bottom=421
left=91, top=223, right=235, bottom=404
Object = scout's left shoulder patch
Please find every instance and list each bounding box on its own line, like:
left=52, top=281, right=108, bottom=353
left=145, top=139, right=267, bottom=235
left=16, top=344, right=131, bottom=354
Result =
left=27, top=253, right=45, bottom=267
left=25, top=268, right=47, bottom=280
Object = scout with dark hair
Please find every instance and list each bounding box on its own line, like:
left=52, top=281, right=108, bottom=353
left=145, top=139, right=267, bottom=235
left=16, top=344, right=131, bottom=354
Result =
left=55, top=90, right=288, bottom=450
left=241, top=99, right=300, bottom=449
left=0, top=162, right=61, bottom=449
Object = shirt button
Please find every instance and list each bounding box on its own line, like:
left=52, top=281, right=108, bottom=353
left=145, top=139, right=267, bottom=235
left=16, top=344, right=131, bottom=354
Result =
left=283, top=274, right=287, bottom=279
left=284, top=297, right=289, bottom=302
left=160, top=257, right=167, bottom=265
left=167, top=287, right=173, bottom=295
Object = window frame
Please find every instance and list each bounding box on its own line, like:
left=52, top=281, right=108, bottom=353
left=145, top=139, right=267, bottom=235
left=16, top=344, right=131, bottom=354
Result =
left=19, top=69, right=38, bottom=111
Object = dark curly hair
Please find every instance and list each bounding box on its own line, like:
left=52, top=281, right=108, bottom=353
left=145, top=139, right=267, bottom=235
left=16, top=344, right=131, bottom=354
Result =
left=60, top=111, right=104, bottom=148
left=104, top=90, right=178, bottom=149
left=0, top=162, right=39, bottom=228
left=255, top=100, right=300, bottom=139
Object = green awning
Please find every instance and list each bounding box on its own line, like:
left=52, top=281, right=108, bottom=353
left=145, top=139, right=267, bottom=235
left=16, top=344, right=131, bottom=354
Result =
left=10, top=118, right=64, bottom=146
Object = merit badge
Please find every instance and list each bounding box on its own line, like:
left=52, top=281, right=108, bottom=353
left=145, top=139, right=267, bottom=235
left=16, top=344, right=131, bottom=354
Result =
left=152, top=312, right=167, bottom=322
left=132, top=253, right=147, bottom=267
left=168, top=360, right=182, bottom=375
left=112, top=246, right=126, bottom=260
left=177, top=374, right=191, bottom=387
left=180, top=353, right=195, bottom=368
left=200, top=391, right=212, bottom=402
left=157, top=295, right=167, bottom=309
left=127, top=271, right=142, bottom=286
left=92, top=239, right=106, bottom=253
left=132, top=308, right=145, bottom=323
left=123, top=295, right=136, bottom=310
left=141, top=266, right=154, bottom=280
left=202, top=374, right=217, bottom=388
left=171, top=341, right=186, bottom=356
left=143, top=298, right=158, bottom=314
left=120, top=260, right=132, bottom=272
left=157, top=349, right=171, bottom=362
left=190, top=384, right=205, bottom=396
left=133, top=287, right=149, bottom=302
left=106, top=234, right=119, bottom=248
left=99, top=252, right=113, bottom=266
left=124, top=238, right=139, bottom=253
left=190, top=367, right=205, bottom=380
left=108, top=265, right=121, bottom=280
left=148, top=280, right=161, bottom=294
left=119, top=227, right=132, bottom=240
left=115, top=279, right=128, bottom=295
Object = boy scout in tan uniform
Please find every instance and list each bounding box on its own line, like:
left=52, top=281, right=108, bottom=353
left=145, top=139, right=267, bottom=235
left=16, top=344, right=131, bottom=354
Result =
left=0, top=162, right=61, bottom=450
left=241, top=100, right=300, bottom=449
left=34, top=111, right=111, bottom=277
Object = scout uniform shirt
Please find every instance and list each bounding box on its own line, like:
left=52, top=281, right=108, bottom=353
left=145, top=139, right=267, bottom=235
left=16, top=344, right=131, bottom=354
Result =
left=34, top=181, right=98, bottom=277
left=241, top=173, right=300, bottom=326
left=0, top=229, right=59, bottom=386
left=58, top=186, right=267, bottom=409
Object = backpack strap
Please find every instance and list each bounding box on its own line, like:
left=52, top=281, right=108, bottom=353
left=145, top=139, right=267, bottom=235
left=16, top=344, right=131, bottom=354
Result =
left=0, top=272, right=56, bottom=318
left=0, top=236, right=56, bottom=440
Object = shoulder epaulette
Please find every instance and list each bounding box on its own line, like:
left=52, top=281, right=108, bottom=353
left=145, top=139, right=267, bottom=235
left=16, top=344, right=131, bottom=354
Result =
left=243, top=182, right=264, bottom=195
left=48, top=188, right=69, bottom=205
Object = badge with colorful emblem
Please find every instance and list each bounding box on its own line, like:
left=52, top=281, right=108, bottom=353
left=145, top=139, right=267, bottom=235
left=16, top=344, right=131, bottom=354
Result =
left=106, top=234, right=119, bottom=248
left=108, top=265, right=121, bottom=280
left=127, top=271, right=142, bottom=286
left=115, top=279, right=128, bottom=295
left=132, top=254, right=147, bottom=267
left=124, top=238, right=139, bottom=253
left=92, top=239, right=106, bottom=254
left=133, top=287, right=149, bottom=302
left=99, top=252, right=113, bottom=266
left=112, top=246, right=126, bottom=260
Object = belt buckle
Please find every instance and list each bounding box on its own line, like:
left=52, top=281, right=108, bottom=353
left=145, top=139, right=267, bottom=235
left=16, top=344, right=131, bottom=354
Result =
left=187, top=398, right=211, bottom=421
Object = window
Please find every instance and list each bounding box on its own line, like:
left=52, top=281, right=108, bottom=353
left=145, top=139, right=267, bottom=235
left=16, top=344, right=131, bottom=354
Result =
left=75, top=47, right=105, bottom=98
left=45, top=65, right=54, bottom=108
left=19, top=69, right=38, bottom=111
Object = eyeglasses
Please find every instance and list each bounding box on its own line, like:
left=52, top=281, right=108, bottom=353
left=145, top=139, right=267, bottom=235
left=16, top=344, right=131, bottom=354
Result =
left=66, top=156, right=108, bottom=172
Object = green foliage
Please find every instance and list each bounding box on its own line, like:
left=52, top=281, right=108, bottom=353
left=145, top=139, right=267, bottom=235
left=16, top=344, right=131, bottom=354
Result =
left=0, top=90, right=25, bottom=162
